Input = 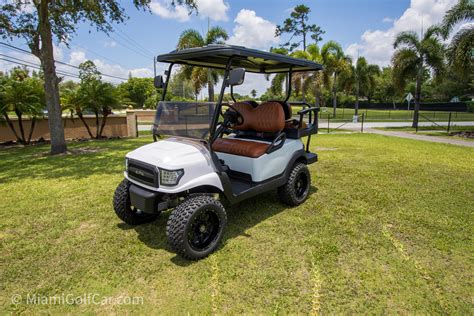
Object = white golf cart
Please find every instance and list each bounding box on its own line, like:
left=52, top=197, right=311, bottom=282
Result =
left=114, top=45, right=322, bottom=260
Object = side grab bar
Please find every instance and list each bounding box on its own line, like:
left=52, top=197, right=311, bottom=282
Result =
left=266, top=132, right=286, bottom=154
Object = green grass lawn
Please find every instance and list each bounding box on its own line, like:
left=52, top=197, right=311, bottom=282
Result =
left=1, top=134, right=473, bottom=313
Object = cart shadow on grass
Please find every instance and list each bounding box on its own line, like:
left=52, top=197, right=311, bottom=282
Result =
left=117, top=185, right=318, bottom=266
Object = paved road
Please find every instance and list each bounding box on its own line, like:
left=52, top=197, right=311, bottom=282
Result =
left=138, top=121, right=474, bottom=131
left=363, top=128, right=474, bottom=147
left=318, top=121, right=474, bottom=129
left=139, top=121, right=474, bottom=147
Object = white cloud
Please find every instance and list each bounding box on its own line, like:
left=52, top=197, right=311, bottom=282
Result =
left=195, top=0, right=229, bottom=21
left=68, top=50, right=154, bottom=83
left=346, top=0, right=457, bottom=66
left=382, top=17, right=394, bottom=23
left=150, top=1, right=191, bottom=22
left=150, top=0, right=229, bottom=22
left=227, top=9, right=279, bottom=50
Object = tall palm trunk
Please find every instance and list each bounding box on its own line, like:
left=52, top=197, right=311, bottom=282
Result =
left=27, top=117, right=36, bottom=144
left=207, top=68, right=214, bottom=102
left=332, top=73, right=337, bottom=117
left=208, top=81, right=214, bottom=102
left=16, top=111, right=26, bottom=144
left=78, top=112, right=94, bottom=138
left=355, top=79, right=360, bottom=117
left=95, top=112, right=100, bottom=139
left=37, top=1, right=67, bottom=154
left=412, top=73, right=422, bottom=128
left=3, top=113, right=21, bottom=142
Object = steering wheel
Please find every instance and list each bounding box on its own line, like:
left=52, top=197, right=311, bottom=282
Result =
left=220, top=103, right=245, bottom=126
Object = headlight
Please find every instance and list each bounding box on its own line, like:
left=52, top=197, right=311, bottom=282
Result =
left=159, top=168, right=184, bottom=186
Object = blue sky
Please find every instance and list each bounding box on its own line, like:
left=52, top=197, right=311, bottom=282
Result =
left=0, top=0, right=459, bottom=95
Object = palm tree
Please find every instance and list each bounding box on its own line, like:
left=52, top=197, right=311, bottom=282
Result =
left=267, top=45, right=325, bottom=106
left=177, top=27, right=228, bottom=101
left=291, top=44, right=325, bottom=106
left=76, top=80, right=118, bottom=138
left=0, top=68, right=45, bottom=144
left=440, top=0, right=473, bottom=76
left=321, top=41, right=351, bottom=116
left=339, top=57, right=380, bottom=116
left=392, top=26, right=445, bottom=128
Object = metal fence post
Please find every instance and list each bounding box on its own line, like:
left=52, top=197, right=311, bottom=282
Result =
left=361, top=113, right=365, bottom=133
left=447, top=112, right=452, bottom=134
left=327, top=114, right=330, bottom=133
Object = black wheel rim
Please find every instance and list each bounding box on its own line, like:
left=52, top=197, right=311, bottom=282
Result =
left=188, top=208, right=220, bottom=251
left=294, top=172, right=308, bottom=198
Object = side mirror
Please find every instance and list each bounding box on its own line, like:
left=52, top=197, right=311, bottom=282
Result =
left=154, top=75, right=164, bottom=88
left=227, top=68, right=245, bottom=86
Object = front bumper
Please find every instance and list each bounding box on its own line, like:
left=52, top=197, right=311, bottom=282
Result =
left=129, top=184, right=169, bottom=214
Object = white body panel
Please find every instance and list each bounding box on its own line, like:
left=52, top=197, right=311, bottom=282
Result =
left=216, top=137, right=304, bottom=182
left=125, top=138, right=223, bottom=193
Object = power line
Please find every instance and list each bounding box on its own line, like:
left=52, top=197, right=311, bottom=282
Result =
left=0, top=53, right=80, bottom=77
left=114, top=27, right=155, bottom=56
left=74, top=44, right=130, bottom=69
left=108, top=34, right=152, bottom=58
left=0, top=42, right=129, bottom=81
left=0, top=57, right=81, bottom=79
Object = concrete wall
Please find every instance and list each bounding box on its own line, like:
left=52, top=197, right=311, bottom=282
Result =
left=127, top=110, right=156, bottom=123
left=0, top=115, right=130, bottom=142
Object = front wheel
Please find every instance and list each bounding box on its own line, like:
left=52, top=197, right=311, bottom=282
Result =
left=166, top=195, right=227, bottom=260
left=113, top=179, right=159, bottom=225
left=278, top=162, right=311, bottom=206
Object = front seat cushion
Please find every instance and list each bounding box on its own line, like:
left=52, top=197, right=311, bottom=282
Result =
left=212, top=138, right=270, bottom=158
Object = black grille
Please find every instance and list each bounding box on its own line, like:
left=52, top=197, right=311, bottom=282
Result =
left=127, top=160, right=158, bottom=187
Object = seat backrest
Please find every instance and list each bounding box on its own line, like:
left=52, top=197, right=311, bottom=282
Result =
left=268, top=100, right=292, bottom=120
left=231, top=101, right=285, bottom=133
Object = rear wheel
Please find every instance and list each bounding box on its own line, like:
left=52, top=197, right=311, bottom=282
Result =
left=113, top=179, right=159, bottom=225
left=278, top=162, right=311, bottom=206
left=166, top=195, right=227, bottom=260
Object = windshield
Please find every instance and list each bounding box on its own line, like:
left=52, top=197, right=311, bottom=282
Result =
left=153, top=101, right=216, bottom=139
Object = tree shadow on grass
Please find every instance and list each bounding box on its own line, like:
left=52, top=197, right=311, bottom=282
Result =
left=0, top=138, right=148, bottom=184
left=118, top=185, right=318, bottom=266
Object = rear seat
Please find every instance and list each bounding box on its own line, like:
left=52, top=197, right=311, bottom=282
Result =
left=212, top=101, right=285, bottom=158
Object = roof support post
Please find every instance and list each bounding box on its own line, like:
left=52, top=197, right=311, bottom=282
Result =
left=161, top=63, right=174, bottom=101
left=210, top=57, right=234, bottom=144
left=284, top=68, right=293, bottom=103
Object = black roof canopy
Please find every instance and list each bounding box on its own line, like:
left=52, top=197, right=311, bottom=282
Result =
left=156, top=45, right=323, bottom=73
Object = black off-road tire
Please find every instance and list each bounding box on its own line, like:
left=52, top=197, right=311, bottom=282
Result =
left=278, top=162, right=311, bottom=206
left=113, top=179, right=159, bottom=225
left=166, top=195, right=227, bottom=260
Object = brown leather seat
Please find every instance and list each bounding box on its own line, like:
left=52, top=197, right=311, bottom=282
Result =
left=212, top=138, right=270, bottom=158
left=212, top=101, right=285, bottom=158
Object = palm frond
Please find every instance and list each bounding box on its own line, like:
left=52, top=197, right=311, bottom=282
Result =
left=446, top=25, right=474, bottom=76
left=177, top=29, right=204, bottom=49
left=393, top=31, right=419, bottom=50
left=321, top=40, right=343, bottom=60
left=391, top=48, right=420, bottom=90
left=205, top=26, right=229, bottom=44
left=441, top=0, right=474, bottom=38
left=424, top=25, right=443, bottom=40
